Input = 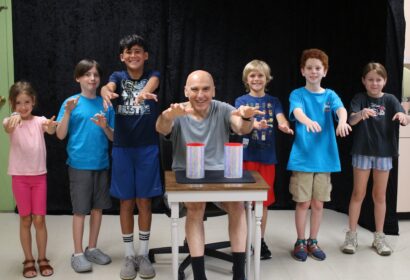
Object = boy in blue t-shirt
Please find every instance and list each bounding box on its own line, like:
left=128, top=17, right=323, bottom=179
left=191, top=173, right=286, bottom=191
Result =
left=57, top=59, right=115, bottom=273
left=235, top=60, right=293, bottom=260
left=287, top=49, right=351, bottom=262
left=100, top=34, right=163, bottom=279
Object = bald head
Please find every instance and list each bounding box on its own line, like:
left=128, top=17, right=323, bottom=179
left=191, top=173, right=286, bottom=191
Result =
left=186, top=70, right=215, bottom=87
left=184, top=70, right=215, bottom=115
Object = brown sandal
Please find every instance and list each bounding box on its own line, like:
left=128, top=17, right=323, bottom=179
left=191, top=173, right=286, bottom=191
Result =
left=37, top=258, right=54, bottom=277
left=22, top=259, right=37, bottom=278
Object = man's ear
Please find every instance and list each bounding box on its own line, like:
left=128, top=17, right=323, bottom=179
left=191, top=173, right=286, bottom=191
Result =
left=184, top=87, right=189, bottom=98
left=144, top=52, right=149, bottom=61
left=120, top=53, right=124, bottom=62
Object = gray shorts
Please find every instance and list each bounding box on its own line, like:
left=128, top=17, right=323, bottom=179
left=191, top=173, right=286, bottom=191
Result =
left=68, top=167, right=112, bottom=215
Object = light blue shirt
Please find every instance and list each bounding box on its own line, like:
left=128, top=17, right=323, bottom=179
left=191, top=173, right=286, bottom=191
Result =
left=57, top=94, right=115, bottom=170
left=287, top=87, right=343, bottom=172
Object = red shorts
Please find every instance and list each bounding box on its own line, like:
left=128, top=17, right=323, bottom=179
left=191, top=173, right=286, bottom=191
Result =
left=12, top=175, right=47, bottom=216
left=243, top=161, right=275, bottom=207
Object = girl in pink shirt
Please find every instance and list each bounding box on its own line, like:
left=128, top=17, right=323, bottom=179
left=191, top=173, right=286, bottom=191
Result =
left=3, top=81, right=57, bottom=278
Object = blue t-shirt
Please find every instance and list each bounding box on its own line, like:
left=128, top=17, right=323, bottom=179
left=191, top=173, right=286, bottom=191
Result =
left=287, top=87, right=343, bottom=172
left=235, top=93, right=284, bottom=164
left=109, top=70, right=160, bottom=147
left=57, top=94, right=115, bottom=170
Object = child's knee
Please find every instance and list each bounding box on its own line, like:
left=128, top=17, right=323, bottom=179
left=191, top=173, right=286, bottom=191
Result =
left=21, top=215, right=33, bottom=227
left=310, top=199, right=323, bottom=211
left=296, top=201, right=311, bottom=210
left=32, top=215, right=46, bottom=229
left=136, top=198, right=152, bottom=212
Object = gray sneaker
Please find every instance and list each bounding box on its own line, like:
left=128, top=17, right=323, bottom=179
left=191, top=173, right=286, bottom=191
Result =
left=342, top=230, right=358, bottom=254
left=135, top=255, right=155, bottom=279
left=120, top=256, right=137, bottom=280
left=372, top=232, right=392, bottom=256
left=84, top=247, right=112, bottom=265
left=71, top=254, right=92, bottom=273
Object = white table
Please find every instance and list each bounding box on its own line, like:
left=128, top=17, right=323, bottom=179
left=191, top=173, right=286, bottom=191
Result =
left=165, top=170, right=269, bottom=280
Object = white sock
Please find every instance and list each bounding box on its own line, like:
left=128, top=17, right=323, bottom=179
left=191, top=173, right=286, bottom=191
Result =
left=123, top=233, right=135, bottom=257
left=138, top=230, right=150, bottom=256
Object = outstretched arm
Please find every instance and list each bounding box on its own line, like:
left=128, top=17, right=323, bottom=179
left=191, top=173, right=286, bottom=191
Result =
left=348, top=108, right=377, bottom=126
left=276, top=113, right=294, bottom=135
left=56, top=96, right=79, bottom=140
left=135, top=76, right=160, bottom=105
left=42, top=116, right=58, bottom=135
left=156, top=102, right=193, bottom=135
left=392, top=112, right=410, bottom=126
left=335, top=107, right=352, bottom=137
left=91, top=113, right=114, bottom=141
left=293, top=108, right=321, bottom=133
left=100, top=82, right=118, bottom=110
left=230, top=105, right=265, bottom=135
left=3, top=113, right=22, bottom=134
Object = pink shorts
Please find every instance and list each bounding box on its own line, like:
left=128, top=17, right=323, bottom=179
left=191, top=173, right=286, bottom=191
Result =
left=12, top=175, right=47, bottom=216
left=243, top=161, right=276, bottom=207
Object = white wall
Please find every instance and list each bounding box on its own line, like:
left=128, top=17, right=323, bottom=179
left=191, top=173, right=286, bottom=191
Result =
left=404, top=0, right=410, bottom=63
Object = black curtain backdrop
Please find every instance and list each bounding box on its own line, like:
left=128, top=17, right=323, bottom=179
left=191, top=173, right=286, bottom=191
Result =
left=12, top=0, right=405, bottom=234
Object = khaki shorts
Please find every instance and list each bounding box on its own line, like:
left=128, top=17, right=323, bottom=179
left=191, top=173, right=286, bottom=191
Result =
left=289, top=172, right=332, bottom=202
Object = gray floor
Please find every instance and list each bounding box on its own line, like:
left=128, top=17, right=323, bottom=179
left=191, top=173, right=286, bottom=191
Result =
left=0, top=209, right=409, bottom=280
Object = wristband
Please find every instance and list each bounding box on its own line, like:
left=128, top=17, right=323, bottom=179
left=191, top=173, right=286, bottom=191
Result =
left=241, top=116, right=252, bottom=121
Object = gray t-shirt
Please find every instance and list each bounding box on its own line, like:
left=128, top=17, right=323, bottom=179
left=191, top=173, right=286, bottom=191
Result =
left=170, top=100, right=235, bottom=170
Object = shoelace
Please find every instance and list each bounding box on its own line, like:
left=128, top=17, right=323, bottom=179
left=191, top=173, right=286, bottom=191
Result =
left=295, top=243, right=307, bottom=252
left=374, top=236, right=390, bottom=251
left=344, top=233, right=357, bottom=246
left=308, top=240, right=322, bottom=252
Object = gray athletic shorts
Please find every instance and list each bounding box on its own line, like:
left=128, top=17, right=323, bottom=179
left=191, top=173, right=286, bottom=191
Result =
left=68, top=167, right=112, bottom=215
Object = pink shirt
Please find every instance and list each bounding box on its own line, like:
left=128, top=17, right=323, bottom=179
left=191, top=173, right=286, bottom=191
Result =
left=7, top=116, right=47, bottom=175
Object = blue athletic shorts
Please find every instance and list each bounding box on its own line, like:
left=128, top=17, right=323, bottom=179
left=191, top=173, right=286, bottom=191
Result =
left=352, top=154, right=392, bottom=171
left=110, top=146, right=163, bottom=199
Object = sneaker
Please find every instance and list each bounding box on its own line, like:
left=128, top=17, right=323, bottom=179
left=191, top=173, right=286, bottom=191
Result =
left=372, top=232, right=392, bottom=256
left=84, top=247, right=112, bottom=265
left=342, top=231, right=358, bottom=254
left=260, top=239, right=272, bottom=260
left=307, top=238, right=326, bottom=261
left=120, top=256, right=137, bottom=280
left=292, top=239, right=307, bottom=261
left=71, top=254, right=92, bottom=273
left=135, top=255, right=156, bottom=279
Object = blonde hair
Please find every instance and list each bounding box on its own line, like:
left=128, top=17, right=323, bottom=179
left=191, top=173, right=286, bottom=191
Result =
left=242, top=60, right=273, bottom=92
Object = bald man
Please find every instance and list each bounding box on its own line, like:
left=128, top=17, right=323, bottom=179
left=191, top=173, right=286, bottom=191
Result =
left=156, top=70, right=263, bottom=280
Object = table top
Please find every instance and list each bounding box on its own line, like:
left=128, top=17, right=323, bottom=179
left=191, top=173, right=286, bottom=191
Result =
left=165, top=170, right=270, bottom=192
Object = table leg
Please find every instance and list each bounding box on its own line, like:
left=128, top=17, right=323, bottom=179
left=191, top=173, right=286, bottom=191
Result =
left=245, top=201, right=252, bottom=278
left=170, top=202, right=180, bottom=280
left=254, top=201, right=263, bottom=280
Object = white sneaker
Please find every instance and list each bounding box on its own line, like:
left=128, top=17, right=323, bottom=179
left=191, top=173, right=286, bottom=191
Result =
left=120, top=256, right=137, bottom=280
left=372, top=232, right=392, bottom=256
left=135, top=255, right=155, bottom=279
left=342, top=230, right=358, bottom=254
left=71, top=254, right=92, bottom=273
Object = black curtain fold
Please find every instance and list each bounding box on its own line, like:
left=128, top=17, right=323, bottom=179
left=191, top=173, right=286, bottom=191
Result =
left=12, top=0, right=405, bottom=234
